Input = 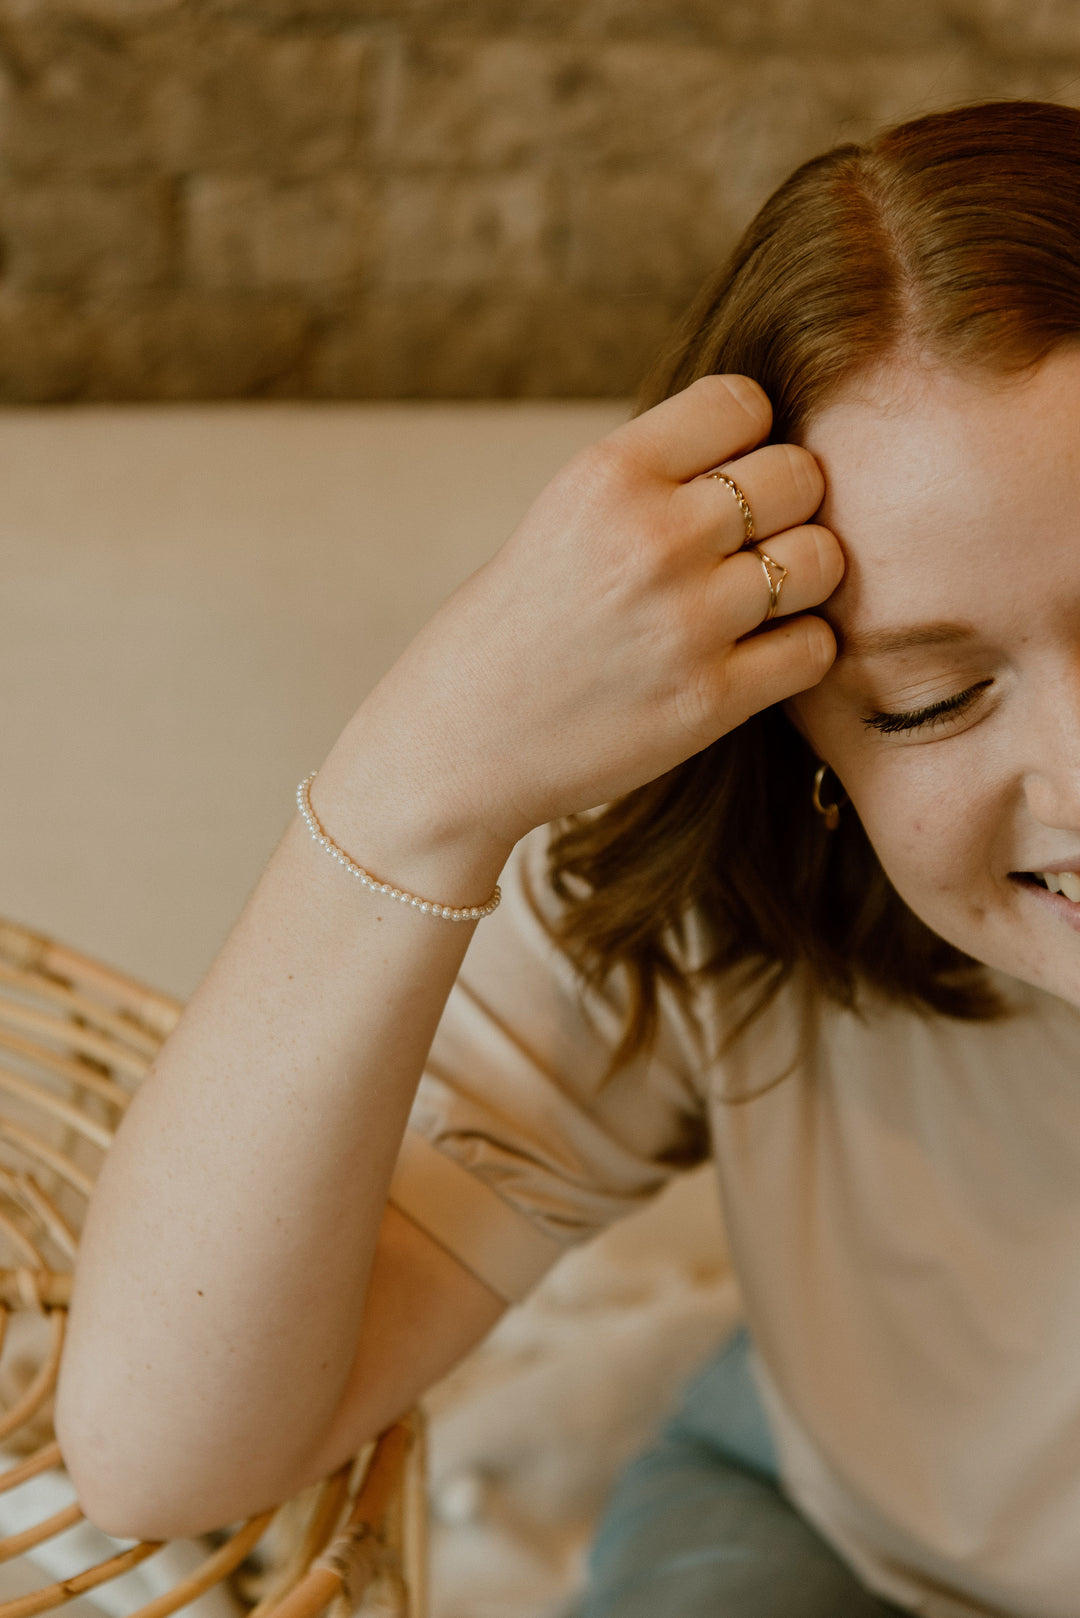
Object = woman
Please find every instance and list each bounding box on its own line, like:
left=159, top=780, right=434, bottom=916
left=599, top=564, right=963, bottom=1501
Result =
left=56, top=98, right=1080, bottom=1616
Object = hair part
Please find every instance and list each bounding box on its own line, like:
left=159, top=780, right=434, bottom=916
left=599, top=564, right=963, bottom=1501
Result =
left=528, top=98, right=1080, bottom=1095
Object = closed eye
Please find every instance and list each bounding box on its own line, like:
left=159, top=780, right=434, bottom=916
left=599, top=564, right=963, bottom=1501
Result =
left=862, top=680, right=994, bottom=735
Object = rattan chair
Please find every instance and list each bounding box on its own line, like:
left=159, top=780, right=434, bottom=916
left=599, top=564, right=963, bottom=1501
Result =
left=0, top=914, right=427, bottom=1618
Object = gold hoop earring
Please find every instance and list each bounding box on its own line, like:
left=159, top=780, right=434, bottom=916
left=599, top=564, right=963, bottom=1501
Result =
left=811, top=763, right=845, bottom=831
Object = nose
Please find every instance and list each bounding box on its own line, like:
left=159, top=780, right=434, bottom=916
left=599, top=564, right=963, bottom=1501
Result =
left=1021, top=669, right=1080, bottom=831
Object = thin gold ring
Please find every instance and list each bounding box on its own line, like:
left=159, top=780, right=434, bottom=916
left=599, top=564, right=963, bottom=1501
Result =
left=756, top=548, right=788, bottom=621
left=707, top=470, right=755, bottom=546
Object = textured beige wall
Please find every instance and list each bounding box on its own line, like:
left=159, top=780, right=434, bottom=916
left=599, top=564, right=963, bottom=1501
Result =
left=0, top=0, right=1077, bottom=399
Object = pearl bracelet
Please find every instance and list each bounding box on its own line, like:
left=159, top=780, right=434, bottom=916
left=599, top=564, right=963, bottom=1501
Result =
left=296, top=772, right=501, bottom=921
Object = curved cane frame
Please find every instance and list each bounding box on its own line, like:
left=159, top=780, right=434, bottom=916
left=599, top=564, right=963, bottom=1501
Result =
left=0, top=915, right=426, bottom=1618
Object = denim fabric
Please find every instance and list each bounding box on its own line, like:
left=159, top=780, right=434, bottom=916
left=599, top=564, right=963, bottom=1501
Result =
left=579, top=1325, right=912, bottom=1618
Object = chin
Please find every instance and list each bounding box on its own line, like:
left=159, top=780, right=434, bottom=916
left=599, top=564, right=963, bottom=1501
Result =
left=1023, top=964, right=1080, bottom=1009
left=971, top=939, right=1080, bottom=1010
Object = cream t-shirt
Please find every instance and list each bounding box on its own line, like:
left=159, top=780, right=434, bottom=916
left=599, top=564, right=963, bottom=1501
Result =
left=387, top=820, right=1080, bottom=1618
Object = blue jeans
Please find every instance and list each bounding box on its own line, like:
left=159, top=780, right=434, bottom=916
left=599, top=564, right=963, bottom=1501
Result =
left=579, top=1325, right=912, bottom=1617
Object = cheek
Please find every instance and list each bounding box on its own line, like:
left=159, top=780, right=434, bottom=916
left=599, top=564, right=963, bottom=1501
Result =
left=847, top=764, right=994, bottom=905
left=787, top=694, right=1002, bottom=907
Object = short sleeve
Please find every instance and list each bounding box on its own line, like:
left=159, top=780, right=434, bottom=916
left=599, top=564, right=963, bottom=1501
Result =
left=386, top=820, right=712, bottom=1303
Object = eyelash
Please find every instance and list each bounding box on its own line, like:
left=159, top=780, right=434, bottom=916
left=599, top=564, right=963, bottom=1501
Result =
left=862, top=680, right=994, bottom=735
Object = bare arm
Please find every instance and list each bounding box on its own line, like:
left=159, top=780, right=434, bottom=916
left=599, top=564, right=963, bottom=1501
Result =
left=77, top=1197, right=505, bottom=1543
left=55, top=711, right=513, bottom=1541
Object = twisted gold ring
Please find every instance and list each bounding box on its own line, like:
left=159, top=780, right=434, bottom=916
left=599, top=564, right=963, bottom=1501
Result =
left=756, top=548, right=788, bottom=621
left=707, top=470, right=755, bottom=546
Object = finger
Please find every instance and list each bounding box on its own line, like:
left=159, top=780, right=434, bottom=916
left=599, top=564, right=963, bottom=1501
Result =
left=677, top=442, right=826, bottom=557
left=707, top=525, right=844, bottom=639
left=719, top=612, right=838, bottom=727
left=606, top=374, right=773, bottom=484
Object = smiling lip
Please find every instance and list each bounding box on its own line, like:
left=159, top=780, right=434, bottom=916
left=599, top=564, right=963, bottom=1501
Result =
left=1011, top=873, right=1080, bottom=929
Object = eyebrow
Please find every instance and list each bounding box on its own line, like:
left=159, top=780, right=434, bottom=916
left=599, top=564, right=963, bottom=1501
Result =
left=836, top=620, right=977, bottom=659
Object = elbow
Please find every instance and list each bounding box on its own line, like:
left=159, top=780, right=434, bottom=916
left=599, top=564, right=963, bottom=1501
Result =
left=56, top=1411, right=160, bottom=1543
left=55, top=1359, right=309, bottom=1544
left=55, top=1376, right=134, bottom=1539
left=56, top=1409, right=296, bottom=1545
left=75, top=1496, right=164, bottom=1546
left=59, top=1453, right=158, bottom=1544
left=62, top=1455, right=239, bottom=1545
left=56, top=1407, right=213, bottom=1545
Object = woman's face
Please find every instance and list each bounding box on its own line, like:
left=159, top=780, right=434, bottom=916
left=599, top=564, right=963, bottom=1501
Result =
left=787, top=343, right=1080, bottom=1006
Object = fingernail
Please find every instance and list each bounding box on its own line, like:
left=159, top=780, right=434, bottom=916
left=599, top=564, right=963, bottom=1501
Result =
left=719, top=374, right=769, bottom=416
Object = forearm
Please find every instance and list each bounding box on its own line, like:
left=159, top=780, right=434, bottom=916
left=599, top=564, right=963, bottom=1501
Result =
left=54, top=707, right=513, bottom=1539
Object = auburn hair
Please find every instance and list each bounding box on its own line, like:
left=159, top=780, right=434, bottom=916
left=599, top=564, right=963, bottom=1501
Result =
left=526, top=98, right=1080, bottom=1094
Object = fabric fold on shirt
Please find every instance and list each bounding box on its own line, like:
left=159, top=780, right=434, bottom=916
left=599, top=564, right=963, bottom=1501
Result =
left=387, top=1125, right=568, bottom=1303
left=386, top=817, right=712, bottom=1287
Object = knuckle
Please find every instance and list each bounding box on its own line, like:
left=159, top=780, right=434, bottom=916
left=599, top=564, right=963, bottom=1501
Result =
left=566, top=440, right=664, bottom=574
left=780, top=443, right=826, bottom=512
left=572, top=436, right=637, bottom=498
left=579, top=435, right=626, bottom=480
left=808, top=524, right=845, bottom=594
left=797, top=614, right=837, bottom=682
left=696, top=372, right=772, bottom=437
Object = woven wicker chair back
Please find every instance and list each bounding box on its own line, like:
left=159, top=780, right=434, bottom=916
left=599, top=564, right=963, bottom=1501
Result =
left=0, top=915, right=425, bottom=1618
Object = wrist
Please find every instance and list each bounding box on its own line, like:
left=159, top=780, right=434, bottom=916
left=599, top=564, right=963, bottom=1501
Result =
left=309, top=713, right=516, bottom=911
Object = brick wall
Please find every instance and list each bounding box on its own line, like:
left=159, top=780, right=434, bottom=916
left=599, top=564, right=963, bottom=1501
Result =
left=0, top=0, right=1076, bottom=400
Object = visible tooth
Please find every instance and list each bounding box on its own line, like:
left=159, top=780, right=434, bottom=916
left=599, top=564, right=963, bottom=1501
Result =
left=1059, top=872, right=1080, bottom=902
left=1044, top=872, right=1064, bottom=894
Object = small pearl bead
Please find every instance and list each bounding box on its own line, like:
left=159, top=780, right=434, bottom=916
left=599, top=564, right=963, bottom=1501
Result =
left=298, top=773, right=497, bottom=922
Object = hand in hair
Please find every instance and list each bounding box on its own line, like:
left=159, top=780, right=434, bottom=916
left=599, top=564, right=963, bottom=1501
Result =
left=352, top=371, right=844, bottom=853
